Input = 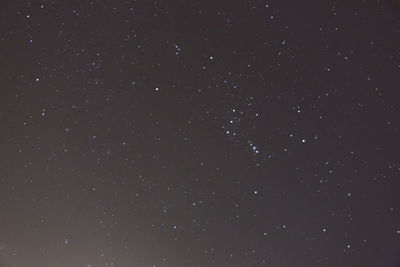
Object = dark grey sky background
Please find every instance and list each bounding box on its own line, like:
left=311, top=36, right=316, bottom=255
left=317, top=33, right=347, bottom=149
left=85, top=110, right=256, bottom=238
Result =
left=1, top=0, right=400, bottom=266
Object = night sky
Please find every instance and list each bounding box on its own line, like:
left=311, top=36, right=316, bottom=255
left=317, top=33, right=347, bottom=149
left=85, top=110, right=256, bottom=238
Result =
left=1, top=0, right=400, bottom=266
